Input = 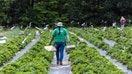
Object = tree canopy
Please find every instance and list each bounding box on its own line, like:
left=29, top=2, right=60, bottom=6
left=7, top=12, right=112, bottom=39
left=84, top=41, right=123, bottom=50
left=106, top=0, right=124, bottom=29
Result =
left=0, top=0, right=132, bottom=27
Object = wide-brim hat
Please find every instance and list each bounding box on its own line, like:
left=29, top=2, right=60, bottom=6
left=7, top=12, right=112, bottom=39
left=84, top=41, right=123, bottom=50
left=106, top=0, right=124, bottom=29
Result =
left=57, top=22, right=63, bottom=26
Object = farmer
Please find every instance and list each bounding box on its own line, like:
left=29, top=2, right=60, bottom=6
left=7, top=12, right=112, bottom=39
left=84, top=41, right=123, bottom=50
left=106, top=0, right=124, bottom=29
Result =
left=52, top=23, right=57, bottom=30
left=120, top=16, right=126, bottom=30
left=49, top=22, right=70, bottom=65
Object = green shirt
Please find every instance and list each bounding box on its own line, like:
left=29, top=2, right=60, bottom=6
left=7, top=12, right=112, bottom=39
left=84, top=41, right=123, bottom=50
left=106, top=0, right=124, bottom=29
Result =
left=52, top=27, right=68, bottom=42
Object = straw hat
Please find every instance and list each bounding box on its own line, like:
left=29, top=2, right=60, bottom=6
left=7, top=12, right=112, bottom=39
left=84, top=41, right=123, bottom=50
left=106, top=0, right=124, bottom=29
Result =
left=57, top=22, right=63, bottom=26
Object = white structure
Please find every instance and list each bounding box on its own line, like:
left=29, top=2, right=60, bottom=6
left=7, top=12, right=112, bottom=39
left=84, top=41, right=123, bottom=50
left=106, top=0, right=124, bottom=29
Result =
left=43, top=25, right=49, bottom=30
left=112, top=22, right=116, bottom=28
left=29, top=22, right=32, bottom=28
left=35, top=27, right=41, bottom=30
left=10, top=26, right=15, bottom=30
left=103, top=26, right=107, bottom=31
left=0, top=36, right=7, bottom=44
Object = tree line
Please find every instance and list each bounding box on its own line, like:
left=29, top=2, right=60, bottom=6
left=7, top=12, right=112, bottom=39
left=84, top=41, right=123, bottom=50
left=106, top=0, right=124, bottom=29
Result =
left=0, top=0, right=132, bottom=28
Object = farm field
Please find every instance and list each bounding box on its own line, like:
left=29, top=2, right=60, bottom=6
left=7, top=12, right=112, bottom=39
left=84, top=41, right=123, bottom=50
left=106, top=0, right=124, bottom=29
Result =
left=0, top=26, right=131, bottom=74
left=68, top=26, right=132, bottom=73
left=1, top=0, right=132, bottom=74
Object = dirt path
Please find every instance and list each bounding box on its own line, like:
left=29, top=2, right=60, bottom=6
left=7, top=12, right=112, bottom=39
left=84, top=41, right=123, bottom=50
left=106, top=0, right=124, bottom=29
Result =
left=48, top=50, right=72, bottom=74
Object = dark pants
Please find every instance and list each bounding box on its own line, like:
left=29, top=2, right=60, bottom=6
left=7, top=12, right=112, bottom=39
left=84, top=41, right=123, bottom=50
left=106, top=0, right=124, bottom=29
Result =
left=54, top=42, right=65, bottom=62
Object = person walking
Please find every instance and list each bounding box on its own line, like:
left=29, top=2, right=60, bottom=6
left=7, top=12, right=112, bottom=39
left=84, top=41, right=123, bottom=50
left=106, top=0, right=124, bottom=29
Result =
left=120, top=16, right=126, bottom=30
left=49, top=22, right=70, bottom=65
left=52, top=23, right=57, bottom=30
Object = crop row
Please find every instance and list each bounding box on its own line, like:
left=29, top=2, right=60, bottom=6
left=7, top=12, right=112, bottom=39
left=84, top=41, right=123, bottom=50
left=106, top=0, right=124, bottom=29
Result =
left=0, top=28, right=35, bottom=66
left=68, top=27, right=132, bottom=70
left=0, top=31, right=53, bottom=73
left=67, top=33, right=125, bottom=74
left=102, top=27, right=132, bottom=69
